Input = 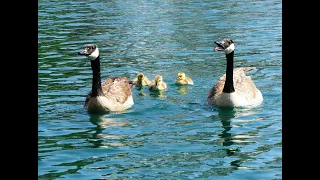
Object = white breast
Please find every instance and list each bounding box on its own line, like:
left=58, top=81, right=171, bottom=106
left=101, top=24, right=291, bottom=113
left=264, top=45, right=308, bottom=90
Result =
left=88, top=95, right=134, bottom=112
left=214, top=91, right=263, bottom=107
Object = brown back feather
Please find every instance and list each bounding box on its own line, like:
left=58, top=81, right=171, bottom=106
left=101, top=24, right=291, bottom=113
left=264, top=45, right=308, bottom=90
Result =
left=101, top=77, right=132, bottom=104
left=207, top=67, right=257, bottom=101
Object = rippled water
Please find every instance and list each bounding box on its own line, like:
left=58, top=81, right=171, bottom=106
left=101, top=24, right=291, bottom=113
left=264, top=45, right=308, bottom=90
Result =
left=38, top=0, right=282, bottom=179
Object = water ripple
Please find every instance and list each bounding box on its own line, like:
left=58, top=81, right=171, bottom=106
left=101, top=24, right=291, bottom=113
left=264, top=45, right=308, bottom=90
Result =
left=39, top=0, right=282, bottom=179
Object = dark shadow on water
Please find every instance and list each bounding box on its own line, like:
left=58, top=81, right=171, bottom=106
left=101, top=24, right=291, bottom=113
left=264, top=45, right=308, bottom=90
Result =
left=134, top=85, right=144, bottom=91
left=135, top=86, right=148, bottom=96
left=149, top=89, right=166, bottom=98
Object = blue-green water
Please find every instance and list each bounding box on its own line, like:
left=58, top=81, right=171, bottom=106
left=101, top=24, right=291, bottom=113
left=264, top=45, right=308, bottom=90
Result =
left=38, top=0, right=282, bottom=179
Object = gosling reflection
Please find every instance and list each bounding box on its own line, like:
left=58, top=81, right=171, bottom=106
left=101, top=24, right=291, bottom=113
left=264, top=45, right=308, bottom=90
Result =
left=149, top=89, right=166, bottom=98
left=135, top=85, right=148, bottom=96
left=176, top=84, right=190, bottom=95
left=89, top=113, right=129, bottom=148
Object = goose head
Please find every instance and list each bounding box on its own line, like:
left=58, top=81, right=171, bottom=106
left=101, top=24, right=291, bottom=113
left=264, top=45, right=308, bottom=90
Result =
left=177, top=72, right=186, bottom=81
left=214, top=39, right=235, bottom=54
left=78, top=44, right=100, bottom=60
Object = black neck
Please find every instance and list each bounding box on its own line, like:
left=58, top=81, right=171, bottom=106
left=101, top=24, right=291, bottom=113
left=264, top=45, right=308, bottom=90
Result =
left=90, top=56, right=104, bottom=97
left=223, top=51, right=235, bottom=93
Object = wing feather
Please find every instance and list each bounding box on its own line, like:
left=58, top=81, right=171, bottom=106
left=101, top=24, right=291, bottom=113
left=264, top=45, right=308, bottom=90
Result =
left=101, top=77, right=132, bottom=104
left=207, top=67, right=257, bottom=103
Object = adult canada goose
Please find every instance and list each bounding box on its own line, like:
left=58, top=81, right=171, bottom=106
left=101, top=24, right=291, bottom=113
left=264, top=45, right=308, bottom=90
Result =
left=175, top=72, right=194, bottom=85
left=78, top=44, right=134, bottom=113
left=149, top=75, right=167, bottom=91
left=132, top=73, right=151, bottom=87
left=207, top=39, right=263, bottom=107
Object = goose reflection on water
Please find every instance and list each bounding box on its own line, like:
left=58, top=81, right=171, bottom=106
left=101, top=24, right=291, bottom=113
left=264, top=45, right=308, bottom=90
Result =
left=217, top=107, right=259, bottom=147
left=88, top=113, right=130, bottom=149
left=217, top=107, right=236, bottom=147
left=216, top=107, right=262, bottom=168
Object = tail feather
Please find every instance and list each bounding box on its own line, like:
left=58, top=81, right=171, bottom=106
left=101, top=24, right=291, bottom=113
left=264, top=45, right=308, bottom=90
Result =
left=242, top=67, right=256, bottom=72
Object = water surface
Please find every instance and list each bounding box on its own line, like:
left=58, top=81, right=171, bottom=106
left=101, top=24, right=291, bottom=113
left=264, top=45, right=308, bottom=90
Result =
left=38, top=0, right=282, bottom=179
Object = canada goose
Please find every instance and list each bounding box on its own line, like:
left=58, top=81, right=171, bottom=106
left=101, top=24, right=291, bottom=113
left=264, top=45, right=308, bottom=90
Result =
left=132, top=73, right=151, bottom=87
left=78, top=44, right=134, bottom=113
left=175, top=72, right=194, bottom=85
left=206, top=39, right=263, bottom=107
left=149, top=75, right=167, bottom=91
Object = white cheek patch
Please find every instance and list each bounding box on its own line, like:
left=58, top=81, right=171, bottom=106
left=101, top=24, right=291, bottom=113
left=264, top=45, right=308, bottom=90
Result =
left=224, top=43, right=235, bottom=54
left=88, top=48, right=99, bottom=60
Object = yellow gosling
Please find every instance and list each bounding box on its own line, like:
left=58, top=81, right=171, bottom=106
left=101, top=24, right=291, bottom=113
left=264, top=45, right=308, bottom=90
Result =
left=175, top=72, right=194, bottom=85
left=149, top=75, right=167, bottom=91
left=133, top=73, right=151, bottom=86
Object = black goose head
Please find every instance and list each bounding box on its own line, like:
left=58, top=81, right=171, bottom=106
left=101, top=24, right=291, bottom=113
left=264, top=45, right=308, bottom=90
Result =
left=78, top=44, right=99, bottom=60
left=214, top=39, right=235, bottom=54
